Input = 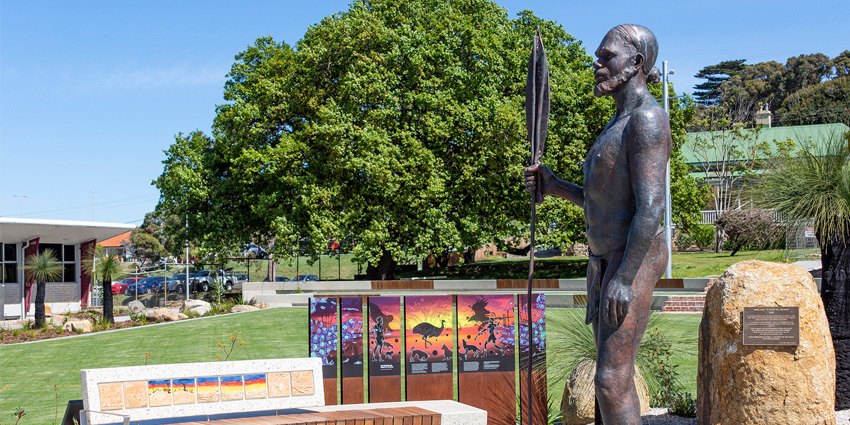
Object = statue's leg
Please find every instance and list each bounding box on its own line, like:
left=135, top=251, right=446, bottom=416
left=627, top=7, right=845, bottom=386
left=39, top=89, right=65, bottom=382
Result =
left=594, top=235, right=667, bottom=424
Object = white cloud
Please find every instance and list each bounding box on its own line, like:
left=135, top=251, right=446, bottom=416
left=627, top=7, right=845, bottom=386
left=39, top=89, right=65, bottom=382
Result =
left=79, top=65, right=226, bottom=93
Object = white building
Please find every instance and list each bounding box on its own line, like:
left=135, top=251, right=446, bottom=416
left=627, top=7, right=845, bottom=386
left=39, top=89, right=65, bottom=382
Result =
left=0, top=217, right=135, bottom=319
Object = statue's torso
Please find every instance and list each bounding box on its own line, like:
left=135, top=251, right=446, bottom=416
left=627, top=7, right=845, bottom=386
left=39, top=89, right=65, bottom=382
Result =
left=583, top=113, right=636, bottom=256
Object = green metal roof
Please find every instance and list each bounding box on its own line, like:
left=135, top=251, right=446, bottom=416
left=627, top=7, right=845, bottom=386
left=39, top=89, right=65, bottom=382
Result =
left=683, top=123, right=850, bottom=165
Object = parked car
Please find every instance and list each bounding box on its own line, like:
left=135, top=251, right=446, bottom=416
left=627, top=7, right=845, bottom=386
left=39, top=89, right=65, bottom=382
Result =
left=289, top=274, right=319, bottom=282
left=124, top=276, right=166, bottom=295
left=163, top=273, right=194, bottom=293
left=111, top=277, right=143, bottom=294
left=191, top=269, right=239, bottom=292
left=275, top=276, right=289, bottom=282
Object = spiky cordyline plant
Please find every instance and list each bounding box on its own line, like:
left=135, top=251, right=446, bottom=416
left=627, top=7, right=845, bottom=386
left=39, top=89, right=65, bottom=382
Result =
left=754, top=129, right=850, bottom=408
left=546, top=306, right=692, bottom=405
left=83, top=250, right=125, bottom=324
left=23, top=249, right=63, bottom=328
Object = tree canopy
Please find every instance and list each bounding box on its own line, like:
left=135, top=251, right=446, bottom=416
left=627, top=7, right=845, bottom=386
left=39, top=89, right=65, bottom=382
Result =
left=155, top=0, right=702, bottom=277
left=691, top=52, right=850, bottom=129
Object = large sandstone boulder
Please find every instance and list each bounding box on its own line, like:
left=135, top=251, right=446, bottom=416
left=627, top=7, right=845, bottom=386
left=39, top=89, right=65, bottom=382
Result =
left=182, top=299, right=211, bottom=316
left=231, top=305, right=259, bottom=313
left=127, top=300, right=145, bottom=314
left=63, top=319, right=93, bottom=333
left=560, top=358, right=649, bottom=425
left=698, top=260, right=835, bottom=425
left=146, top=308, right=179, bottom=322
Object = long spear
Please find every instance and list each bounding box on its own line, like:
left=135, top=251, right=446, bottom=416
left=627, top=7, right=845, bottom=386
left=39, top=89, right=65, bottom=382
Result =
left=525, top=27, right=549, bottom=425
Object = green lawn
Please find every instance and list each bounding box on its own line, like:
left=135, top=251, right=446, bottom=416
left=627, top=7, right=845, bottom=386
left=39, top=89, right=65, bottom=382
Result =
left=0, top=307, right=701, bottom=424
left=400, top=249, right=788, bottom=280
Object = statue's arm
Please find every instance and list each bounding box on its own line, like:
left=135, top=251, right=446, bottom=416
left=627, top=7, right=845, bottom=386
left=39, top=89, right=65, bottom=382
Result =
left=613, top=109, right=671, bottom=287
left=524, top=164, right=585, bottom=207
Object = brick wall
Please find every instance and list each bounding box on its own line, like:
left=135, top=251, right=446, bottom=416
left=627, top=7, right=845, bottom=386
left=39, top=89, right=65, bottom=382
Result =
left=46, top=282, right=79, bottom=303
left=2, top=283, right=21, bottom=305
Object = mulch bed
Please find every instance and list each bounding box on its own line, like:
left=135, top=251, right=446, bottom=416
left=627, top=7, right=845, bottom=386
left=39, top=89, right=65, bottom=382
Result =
left=0, top=318, right=137, bottom=345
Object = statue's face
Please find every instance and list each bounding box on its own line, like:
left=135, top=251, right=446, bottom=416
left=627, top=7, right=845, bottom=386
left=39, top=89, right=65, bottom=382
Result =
left=593, top=31, right=638, bottom=97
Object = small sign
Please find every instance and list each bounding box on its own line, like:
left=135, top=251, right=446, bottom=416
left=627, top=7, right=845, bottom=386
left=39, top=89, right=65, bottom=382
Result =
left=743, top=307, right=800, bottom=346
left=805, top=227, right=815, bottom=238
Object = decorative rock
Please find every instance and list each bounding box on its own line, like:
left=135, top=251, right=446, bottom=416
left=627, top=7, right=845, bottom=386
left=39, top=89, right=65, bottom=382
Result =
left=146, top=308, right=179, bottom=322
left=182, top=299, right=211, bottom=316
left=560, top=358, right=649, bottom=425
left=63, top=319, right=94, bottom=333
left=127, top=300, right=145, bottom=314
left=177, top=313, right=189, bottom=320
left=698, top=260, right=835, bottom=425
left=254, top=302, right=270, bottom=309
left=231, top=305, right=259, bottom=313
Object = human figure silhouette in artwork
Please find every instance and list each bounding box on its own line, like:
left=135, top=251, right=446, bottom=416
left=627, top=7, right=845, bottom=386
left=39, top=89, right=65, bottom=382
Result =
left=475, top=317, right=505, bottom=356
left=371, top=316, right=392, bottom=361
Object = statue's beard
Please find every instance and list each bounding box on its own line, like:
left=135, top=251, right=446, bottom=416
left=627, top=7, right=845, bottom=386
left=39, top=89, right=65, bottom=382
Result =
left=594, top=65, right=639, bottom=97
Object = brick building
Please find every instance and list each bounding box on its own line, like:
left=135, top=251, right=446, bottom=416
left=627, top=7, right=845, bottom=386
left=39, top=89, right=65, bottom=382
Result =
left=0, top=217, right=134, bottom=319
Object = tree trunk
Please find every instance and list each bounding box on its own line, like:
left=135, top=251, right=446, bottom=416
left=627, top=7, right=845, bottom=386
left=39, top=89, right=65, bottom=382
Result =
left=366, top=249, right=396, bottom=280
left=462, top=247, right=476, bottom=264
left=819, top=231, right=850, bottom=409
left=34, top=280, right=46, bottom=328
left=714, top=229, right=724, bottom=253
left=102, top=277, right=114, bottom=324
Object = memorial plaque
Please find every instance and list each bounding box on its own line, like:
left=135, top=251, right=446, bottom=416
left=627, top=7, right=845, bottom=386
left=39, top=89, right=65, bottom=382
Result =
left=743, top=306, right=800, bottom=346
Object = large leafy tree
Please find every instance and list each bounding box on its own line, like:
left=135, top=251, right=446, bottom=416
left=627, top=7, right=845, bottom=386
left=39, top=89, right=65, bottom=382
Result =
left=779, top=76, right=850, bottom=126
left=755, top=130, right=850, bottom=408
left=156, top=0, right=702, bottom=278
left=693, top=59, right=746, bottom=105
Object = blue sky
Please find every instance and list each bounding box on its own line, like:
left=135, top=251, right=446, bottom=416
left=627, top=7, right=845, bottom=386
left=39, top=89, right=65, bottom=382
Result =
left=1, top=0, right=846, bottom=225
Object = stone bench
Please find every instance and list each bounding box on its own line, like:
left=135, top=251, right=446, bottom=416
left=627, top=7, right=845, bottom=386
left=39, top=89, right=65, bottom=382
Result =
left=80, top=358, right=485, bottom=425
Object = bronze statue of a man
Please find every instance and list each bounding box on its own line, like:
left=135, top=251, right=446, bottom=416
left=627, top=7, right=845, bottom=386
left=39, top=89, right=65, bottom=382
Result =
left=525, top=24, right=670, bottom=424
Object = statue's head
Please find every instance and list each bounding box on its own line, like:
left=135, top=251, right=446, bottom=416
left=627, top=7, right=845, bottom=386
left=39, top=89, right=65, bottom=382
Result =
left=593, top=24, right=661, bottom=97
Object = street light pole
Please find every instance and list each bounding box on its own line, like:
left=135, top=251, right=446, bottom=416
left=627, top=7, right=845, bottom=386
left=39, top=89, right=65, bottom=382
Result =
left=663, top=61, right=674, bottom=279
left=185, top=215, right=190, bottom=300
left=13, top=195, right=28, bottom=218
left=90, top=190, right=100, bottom=221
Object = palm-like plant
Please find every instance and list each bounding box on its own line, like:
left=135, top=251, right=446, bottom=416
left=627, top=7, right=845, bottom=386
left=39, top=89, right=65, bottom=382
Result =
left=755, top=130, right=850, bottom=408
left=23, top=249, right=63, bottom=328
left=83, top=254, right=125, bottom=324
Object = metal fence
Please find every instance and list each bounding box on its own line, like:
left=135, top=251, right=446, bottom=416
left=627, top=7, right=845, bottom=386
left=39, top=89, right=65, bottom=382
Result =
left=785, top=219, right=820, bottom=259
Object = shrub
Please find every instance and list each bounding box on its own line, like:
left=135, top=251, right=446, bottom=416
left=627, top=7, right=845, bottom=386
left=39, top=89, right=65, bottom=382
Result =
left=715, top=208, right=783, bottom=256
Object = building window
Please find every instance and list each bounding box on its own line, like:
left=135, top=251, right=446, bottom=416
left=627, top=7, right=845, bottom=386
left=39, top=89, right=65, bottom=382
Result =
left=1, top=243, right=17, bottom=284
left=35, top=243, right=76, bottom=282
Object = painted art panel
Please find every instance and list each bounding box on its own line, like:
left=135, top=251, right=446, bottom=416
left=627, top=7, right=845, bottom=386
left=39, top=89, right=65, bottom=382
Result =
left=404, top=295, right=453, bottom=375
left=457, top=294, right=516, bottom=373
left=244, top=374, right=268, bottom=399
left=518, top=293, right=547, bottom=366
left=147, top=380, right=172, bottom=407
left=309, top=297, right=339, bottom=377
left=368, top=296, right=402, bottom=376
left=196, top=377, right=220, bottom=403
left=220, top=375, right=244, bottom=401
left=340, top=297, right=364, bottom=377
left=172, top=378, right=196, bottom=405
